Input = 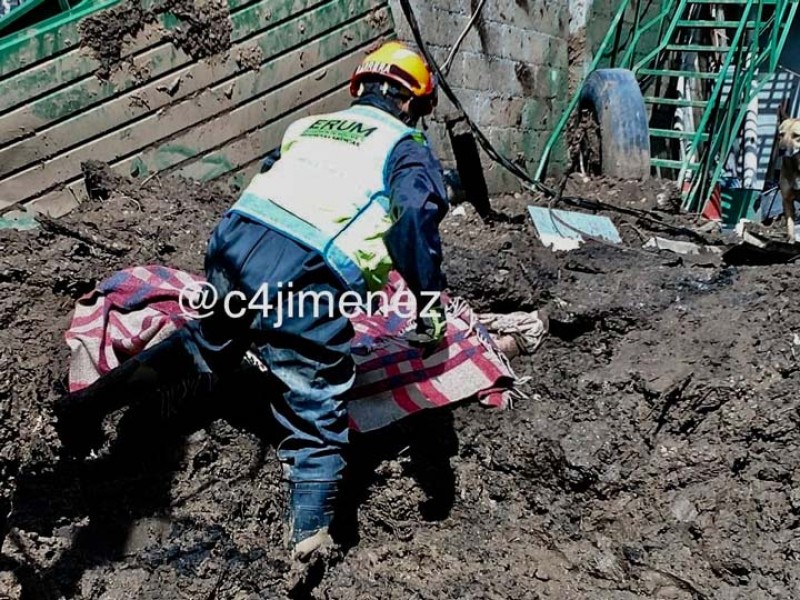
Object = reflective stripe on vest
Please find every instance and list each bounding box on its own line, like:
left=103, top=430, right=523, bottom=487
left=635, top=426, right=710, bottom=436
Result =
left=229, top=104, right=416, bottom=295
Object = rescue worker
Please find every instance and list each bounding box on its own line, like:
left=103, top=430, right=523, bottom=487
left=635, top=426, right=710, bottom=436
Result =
left=55, top=41, right=449, bottom=562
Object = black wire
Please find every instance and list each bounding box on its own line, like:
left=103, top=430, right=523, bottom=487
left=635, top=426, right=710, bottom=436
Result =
left=396, top=0, right=556, bottom=196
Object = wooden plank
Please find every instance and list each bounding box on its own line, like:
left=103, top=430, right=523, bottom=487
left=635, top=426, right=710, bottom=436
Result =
left=0, top=14, right=388, bottom=208
left=161, top=82, right=354, bottom=182
left=23, top=189, right=81, bottom=219
left=0, top=0, right=265, bottom=114
left=112, top=43, right=378, bottom=181
left=184, top=85, right=352, bottom=188
left=0, top=0, right=333, bottom=145
left=178, top=87, right=349, bottom=182
left=21, top=86, right=351, bottom=218
left=0, top=0, right=382, bottom=176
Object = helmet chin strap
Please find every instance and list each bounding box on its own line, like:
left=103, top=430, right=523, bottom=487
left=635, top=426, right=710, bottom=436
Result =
left=356, top=79, right=429, bottom=128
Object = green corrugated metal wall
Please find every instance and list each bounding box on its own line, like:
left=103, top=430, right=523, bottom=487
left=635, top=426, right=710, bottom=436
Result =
left=0, top=0, right=394, bottom=217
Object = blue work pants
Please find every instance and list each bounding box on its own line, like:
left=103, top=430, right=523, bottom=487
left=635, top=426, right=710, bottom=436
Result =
left=179, top=211, right=355, bottom=484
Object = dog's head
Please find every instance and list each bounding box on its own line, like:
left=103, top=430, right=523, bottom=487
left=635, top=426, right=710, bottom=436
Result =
left=779, top=118, right=800, bottom=158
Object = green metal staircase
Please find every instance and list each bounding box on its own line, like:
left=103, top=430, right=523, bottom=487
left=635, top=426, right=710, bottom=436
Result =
left=536, top=0, right=799, bottom=214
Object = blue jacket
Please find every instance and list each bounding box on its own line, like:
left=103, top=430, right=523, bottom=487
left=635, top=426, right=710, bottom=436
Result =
left=259, top=93, right=449, bottom=302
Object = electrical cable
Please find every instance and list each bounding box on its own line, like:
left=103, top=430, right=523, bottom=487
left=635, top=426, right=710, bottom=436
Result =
left=441, top=0, right=488, bottom=75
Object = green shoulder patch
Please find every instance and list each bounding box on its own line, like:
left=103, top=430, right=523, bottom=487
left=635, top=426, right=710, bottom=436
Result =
left=410, top=131, right=427, bottom=145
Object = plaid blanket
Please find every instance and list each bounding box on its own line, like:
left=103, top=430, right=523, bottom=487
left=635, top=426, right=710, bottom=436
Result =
left=65, top=266, right=518, bottom=432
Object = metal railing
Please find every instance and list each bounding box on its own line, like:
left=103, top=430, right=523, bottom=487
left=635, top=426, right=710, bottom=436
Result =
left=535, top=0, right=799, bottom=215
left=684, top=0, right=799, bottom=210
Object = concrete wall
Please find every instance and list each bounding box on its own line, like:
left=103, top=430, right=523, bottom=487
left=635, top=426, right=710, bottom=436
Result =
left=388, top=0, right=570, bottom=192
left=570, top=0, right=591, bottom=34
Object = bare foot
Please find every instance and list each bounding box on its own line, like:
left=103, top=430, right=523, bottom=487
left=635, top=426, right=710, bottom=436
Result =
left=494, top=335, right=520, bottom=359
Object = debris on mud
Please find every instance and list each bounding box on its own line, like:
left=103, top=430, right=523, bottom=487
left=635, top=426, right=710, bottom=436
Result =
left=567, top=107, right=602, bottom=175
left=79, top=0, right=232, bottom=80
left=164, top=0, right=232, bottom=62
left=79, top=0, right=159, bottom=80
left=3, top=164, right=800, bottom=599
left=568, top=28, right=588, bottom=96
left=236, top=44, right=264, bottom=72
left=566, top=29, right=602, bottom=175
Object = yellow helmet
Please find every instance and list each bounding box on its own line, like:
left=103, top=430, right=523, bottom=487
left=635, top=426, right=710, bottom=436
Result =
left=350, top=41, right=437, bottom=102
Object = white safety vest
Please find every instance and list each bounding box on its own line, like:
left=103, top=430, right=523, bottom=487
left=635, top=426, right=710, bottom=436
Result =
left=230, top=104, right=420, bottom=295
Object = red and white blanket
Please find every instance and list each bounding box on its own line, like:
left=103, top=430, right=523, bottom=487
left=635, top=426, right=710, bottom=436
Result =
left=65, top=266, right=518, bottom=432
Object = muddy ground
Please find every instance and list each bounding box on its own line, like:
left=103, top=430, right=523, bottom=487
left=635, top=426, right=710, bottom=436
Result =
left=1, top=166, right=800, bottom=600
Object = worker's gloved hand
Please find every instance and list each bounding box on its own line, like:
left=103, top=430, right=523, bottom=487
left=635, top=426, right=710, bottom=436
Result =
left=404, top=297, right=447, bottom=354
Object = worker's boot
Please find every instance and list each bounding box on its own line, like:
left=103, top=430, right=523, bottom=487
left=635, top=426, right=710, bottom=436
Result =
left=284, top=481, right=337, bottom=562
left=55, top=335, right=213, bottom=456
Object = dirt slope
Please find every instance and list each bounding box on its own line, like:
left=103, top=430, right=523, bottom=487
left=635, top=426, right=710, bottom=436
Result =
left=1, top=168, right=800, bottom=599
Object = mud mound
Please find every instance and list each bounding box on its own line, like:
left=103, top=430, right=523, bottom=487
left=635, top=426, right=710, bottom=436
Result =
left=2, top=169, right=800, bottom=599
left=165, top=0, right=232, bottom=61
left=0, top=164, right=233, bottom=549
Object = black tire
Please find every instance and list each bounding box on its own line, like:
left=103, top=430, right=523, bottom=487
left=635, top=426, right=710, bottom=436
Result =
left=579, top=68, right=651, bottom=180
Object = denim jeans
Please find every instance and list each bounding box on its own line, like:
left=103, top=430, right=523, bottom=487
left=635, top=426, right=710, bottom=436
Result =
left=179, top=211, right=355, bottom=484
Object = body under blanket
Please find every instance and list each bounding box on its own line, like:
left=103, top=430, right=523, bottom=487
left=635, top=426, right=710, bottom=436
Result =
left=65, top=266, right=521, bottom=432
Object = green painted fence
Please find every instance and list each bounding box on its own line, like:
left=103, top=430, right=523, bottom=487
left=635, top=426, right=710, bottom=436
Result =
left=0, top=0, right=394, bottom=217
